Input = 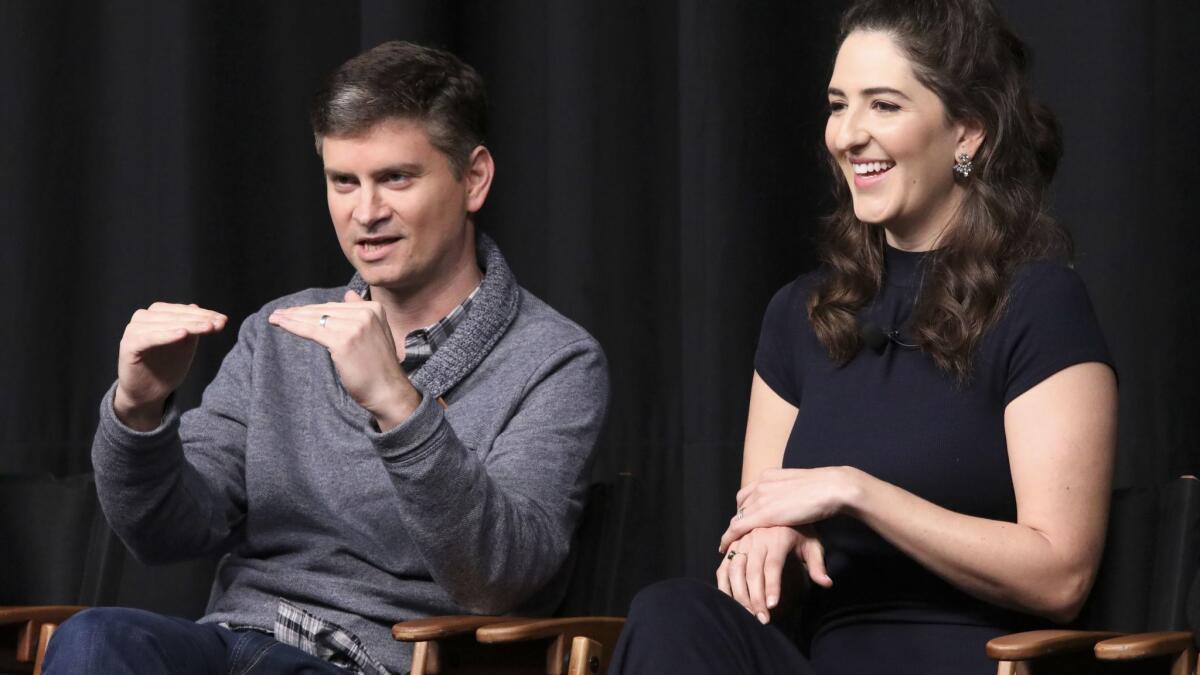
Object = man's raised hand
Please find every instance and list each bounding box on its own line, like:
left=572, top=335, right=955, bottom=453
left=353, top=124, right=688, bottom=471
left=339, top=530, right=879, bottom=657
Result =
left=268, top=290, right=421, bottom=431
left=114, top=302, right=228, bottom=431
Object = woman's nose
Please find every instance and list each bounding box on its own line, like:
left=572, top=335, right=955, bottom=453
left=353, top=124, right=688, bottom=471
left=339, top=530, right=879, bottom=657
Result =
left=832, top=110, right=870, bottom=154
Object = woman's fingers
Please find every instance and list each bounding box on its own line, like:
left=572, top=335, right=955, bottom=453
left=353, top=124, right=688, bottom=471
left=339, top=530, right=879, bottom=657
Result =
left=762, top=538, right=789, bottom=610
left=726, top=548, right=753, bottom=614
left=745, top=543, right=770, bottom=623
left=716, top=556, right=732, bottom=596
left=720, top=510, right=767, bottom=552
left=798, top=534, right=833, bottom=588
left=717, top=527, right=833, bottom=625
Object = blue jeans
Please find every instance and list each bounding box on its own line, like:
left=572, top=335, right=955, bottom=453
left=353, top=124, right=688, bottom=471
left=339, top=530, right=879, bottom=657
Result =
left=42, top=607, right=352, bottom=675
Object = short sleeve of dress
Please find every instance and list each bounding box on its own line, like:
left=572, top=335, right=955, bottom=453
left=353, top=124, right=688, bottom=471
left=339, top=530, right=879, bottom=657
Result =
left=1002, top=263, right=1115, bottom=406
left=754, top=281, right=803, bottom=407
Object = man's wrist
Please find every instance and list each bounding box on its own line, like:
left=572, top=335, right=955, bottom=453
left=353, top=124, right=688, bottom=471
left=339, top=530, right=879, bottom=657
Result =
left=113, top=387, right=167, bottom=432
left=372, top=379, right=424, bottom=432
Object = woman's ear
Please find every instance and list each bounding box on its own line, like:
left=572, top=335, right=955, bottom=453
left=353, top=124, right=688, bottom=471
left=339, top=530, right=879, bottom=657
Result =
left=956, top=116, right=986, bottom=158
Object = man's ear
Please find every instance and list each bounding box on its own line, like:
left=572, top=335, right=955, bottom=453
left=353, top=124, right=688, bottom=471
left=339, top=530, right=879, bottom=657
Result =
left=464, top=145, right=495, bottom=214
left=956, top=116, right=986, bottom=159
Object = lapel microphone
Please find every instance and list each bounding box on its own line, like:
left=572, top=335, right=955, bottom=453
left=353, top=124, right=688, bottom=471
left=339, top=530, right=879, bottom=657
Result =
left=859, top=320, right=919, bottom=354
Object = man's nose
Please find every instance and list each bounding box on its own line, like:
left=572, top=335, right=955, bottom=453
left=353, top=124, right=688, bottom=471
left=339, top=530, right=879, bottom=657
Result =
left=351, top=185, right=389, bottom=227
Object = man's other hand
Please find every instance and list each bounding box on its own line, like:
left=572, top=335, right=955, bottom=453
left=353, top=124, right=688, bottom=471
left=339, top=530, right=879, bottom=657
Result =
left=268, top=290, right=421, bottom=431
left=115, top=302, right=228, bottom=431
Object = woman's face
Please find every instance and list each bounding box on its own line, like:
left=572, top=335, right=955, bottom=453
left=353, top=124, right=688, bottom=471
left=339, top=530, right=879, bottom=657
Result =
left=825, top=30, right=982, bottom=249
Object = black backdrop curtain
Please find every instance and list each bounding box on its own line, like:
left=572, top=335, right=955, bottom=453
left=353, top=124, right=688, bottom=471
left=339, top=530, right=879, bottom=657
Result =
left=2, top=1, right=1197, bottom=617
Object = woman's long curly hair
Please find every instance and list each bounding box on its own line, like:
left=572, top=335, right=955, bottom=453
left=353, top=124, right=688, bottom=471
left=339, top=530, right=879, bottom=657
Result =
left=809, top=0, right=1071, bottom=382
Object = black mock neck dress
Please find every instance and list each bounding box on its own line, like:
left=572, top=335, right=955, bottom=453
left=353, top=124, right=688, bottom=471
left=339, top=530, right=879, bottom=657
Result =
left=751, top=245, right=1114, bottom=672
left=608, top=246, right=1114, bottom=675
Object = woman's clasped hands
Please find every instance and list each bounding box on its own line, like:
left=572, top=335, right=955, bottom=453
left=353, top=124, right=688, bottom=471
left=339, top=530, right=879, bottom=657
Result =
left=715, top=466, right=864, bottom=624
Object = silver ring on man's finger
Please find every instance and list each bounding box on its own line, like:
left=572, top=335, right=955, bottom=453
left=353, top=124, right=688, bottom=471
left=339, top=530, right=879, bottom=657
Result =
left=736, top=508, right=745, bottom=519
left=319, top=314, right=330, bottom=328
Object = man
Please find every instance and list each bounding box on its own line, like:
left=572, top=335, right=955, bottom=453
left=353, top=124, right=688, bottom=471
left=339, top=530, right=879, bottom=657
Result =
left=45, top=41, right=608, bottom=674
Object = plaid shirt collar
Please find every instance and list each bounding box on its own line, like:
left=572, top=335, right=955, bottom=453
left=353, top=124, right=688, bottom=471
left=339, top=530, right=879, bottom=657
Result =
left=347, top=234, right=521, bottom=400
left=399, top=283, right=481, bottom=372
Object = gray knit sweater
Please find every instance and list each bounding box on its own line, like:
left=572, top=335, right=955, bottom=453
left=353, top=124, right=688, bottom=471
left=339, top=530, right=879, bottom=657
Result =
left=91, top=235, right=609, bottom=673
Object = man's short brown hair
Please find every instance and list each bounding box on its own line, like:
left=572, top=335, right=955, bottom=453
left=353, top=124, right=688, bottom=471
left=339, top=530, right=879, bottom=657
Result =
left=310, top=41, right=488, bottom=177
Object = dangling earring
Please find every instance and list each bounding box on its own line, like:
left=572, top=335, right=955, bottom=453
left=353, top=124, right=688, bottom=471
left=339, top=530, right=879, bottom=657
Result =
left=953, top=152, right=973, bottom=179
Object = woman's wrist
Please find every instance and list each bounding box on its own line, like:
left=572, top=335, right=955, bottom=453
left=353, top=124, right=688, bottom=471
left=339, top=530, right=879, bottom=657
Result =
left=834, top=465, right=870, bottom=517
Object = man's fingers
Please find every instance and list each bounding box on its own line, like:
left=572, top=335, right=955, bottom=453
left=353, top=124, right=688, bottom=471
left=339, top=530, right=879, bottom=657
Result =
left=124, top=317, right=223, bottom=350
left=144, top=303, right=228, bottom=321
left=129, top=328, right=194, bottom=349
left=132, top=310, right=218, bottom=323
left=129, top=316, right=222, bottom=333
left=274, top=301, right=370, bottom=315
left=123, top=324, right=205, bottom=351
left=276, top=299, right=387, bottom=325
left=268, top=312, right=333, bottom=348
left=798, top=536, right=833, bottom=588
left=272, top=306, right=377, bottom=329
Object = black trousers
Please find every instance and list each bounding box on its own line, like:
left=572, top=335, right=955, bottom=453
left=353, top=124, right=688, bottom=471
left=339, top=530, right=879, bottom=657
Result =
left=607, top=578, right=814, bottom=675
left=608, top=578, right=1007, bottom=675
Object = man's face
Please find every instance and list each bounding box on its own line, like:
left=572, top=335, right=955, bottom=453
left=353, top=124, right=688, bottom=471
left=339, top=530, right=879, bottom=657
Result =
left=321, top=119, right=486, bottom=295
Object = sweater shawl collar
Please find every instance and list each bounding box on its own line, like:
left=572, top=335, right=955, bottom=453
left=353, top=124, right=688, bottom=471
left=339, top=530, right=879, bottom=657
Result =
left=346, top=233, right=521, bottom=399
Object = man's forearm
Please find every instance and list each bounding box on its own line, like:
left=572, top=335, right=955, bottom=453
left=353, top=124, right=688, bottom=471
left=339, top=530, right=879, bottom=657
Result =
left=380, top=416, right=582, bottom=614
left=93, top=383, right=245, bottom=564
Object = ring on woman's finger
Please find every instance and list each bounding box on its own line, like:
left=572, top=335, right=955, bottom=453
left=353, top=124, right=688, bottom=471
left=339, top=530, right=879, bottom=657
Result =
left=735, top=507, right=745, bottom=519
left=319, top=314, right=331, bottom=328
left=726, top=550, right=746, bottom=560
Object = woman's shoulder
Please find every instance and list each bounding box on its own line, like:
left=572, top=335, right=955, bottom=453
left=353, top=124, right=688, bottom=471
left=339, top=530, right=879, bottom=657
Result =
left=1005, top=258, right=1095, bottom=314
left=766, top=268, right=825, bottom=312
left=992, top=257, right=1114, bottom=403
left=1010, top=257, right=1084, bottom=284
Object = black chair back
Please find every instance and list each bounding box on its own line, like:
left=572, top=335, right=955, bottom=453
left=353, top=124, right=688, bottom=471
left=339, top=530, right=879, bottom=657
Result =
left=556, top=472, right=635, bottom=617
left=1081, top=476, right=1200, bottom=633
left=0, top=473, right=123, bottom=607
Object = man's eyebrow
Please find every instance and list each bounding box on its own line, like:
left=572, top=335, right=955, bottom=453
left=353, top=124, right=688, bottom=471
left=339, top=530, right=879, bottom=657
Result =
left=322, top=163, right=425, bottom=179
left=371, top=163, right=424, bottom=177
left=827, top=86, right=912, bottom=101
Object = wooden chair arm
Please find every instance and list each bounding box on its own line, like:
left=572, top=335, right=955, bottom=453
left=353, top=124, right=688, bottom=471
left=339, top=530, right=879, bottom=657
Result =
left=476, top=616, right=625, bottom=645
left=0, top=605, right=87, bottom=667
left=0, top=606, right=87, bottom=627
left=1094, top=631, right=1195, bottom=660
left=986, top=629, right=1121, bottom=661
left=391, top=615, right=517, bottom=642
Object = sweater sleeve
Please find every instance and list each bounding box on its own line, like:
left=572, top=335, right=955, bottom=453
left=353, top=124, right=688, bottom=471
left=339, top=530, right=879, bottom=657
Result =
left=91, top=315, right=256, bottom=564
left=369, top=336, right=609, bottom=614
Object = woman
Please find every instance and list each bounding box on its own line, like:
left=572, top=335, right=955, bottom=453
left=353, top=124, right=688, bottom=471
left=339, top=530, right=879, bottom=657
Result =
left=609, top=1, right=1117, bottom=673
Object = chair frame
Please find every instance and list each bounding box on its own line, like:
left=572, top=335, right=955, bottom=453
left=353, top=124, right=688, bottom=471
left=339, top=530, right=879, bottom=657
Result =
left=0, top=605, right=86, bottom=675
left=393, top=615, right=624, bottom=675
